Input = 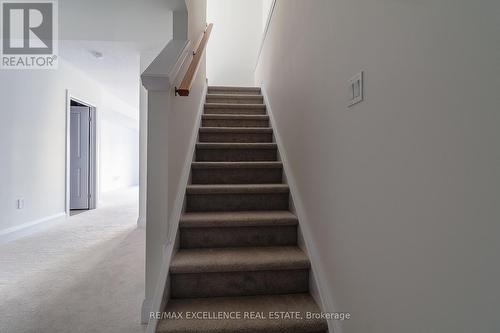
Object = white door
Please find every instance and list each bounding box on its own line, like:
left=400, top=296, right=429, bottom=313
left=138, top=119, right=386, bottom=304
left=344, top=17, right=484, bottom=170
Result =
left=70, top=106, right=90, bottom=210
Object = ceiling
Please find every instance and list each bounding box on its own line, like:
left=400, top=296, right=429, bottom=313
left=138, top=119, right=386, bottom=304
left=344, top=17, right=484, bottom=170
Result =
left=60, top=41, right=141, bottom=114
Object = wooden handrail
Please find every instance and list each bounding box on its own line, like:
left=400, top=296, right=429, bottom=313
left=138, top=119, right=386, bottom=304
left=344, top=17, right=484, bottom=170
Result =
left=175, top=23, right=213, bottom=96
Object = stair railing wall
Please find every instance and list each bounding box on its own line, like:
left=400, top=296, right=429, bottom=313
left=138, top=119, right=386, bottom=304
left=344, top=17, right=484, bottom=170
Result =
left=140, top=9, right=210, bottom=331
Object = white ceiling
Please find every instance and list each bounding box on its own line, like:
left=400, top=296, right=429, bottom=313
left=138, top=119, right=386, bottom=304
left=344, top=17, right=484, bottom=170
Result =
left=60, top=41, right=141, bottom=112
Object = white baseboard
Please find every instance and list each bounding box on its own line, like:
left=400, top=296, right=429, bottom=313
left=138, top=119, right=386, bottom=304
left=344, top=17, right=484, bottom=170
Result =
left=0, top=212, right=66, bottom=244
left=261, top=87, right=340, bottom=333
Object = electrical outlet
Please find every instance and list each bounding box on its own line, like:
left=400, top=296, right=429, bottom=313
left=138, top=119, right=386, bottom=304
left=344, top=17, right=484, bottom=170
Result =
left=16, top=199, right=24, bottom=210
left=348, top=71, right=364, bottom=107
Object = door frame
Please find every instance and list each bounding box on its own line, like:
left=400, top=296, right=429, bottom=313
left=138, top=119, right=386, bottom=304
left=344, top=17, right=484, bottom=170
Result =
left=65, top=90, right=98, bottom=215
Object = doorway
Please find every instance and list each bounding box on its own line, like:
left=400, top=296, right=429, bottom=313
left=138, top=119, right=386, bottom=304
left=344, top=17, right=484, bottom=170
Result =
left=66, top=92, right=97, bottom=215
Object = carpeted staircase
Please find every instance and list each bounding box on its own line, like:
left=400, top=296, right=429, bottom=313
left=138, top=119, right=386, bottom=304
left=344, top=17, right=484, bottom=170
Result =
left=157, top=86, right=328, bottom=333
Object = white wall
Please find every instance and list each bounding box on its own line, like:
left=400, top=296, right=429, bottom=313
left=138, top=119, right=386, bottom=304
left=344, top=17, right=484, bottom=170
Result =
left=207, top=0, right=263, bottom=86
left=100, top=111, right=139, bottom=192
left=256, top=1, right=500, bottom=332
left=96, top=63, right=140, bottom=194
left=0, top=59, right=139, bottom=234
left=137, top=56, right=151, bottom=229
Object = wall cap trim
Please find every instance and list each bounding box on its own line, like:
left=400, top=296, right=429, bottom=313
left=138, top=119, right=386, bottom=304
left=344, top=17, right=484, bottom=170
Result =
left=141, top=39, right=191, bottom=91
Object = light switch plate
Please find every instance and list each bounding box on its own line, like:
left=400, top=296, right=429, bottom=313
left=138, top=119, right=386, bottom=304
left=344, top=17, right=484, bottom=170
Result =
left=17, top=199, right=24, bottom=209
left=348, top=71, right=364, bottom=107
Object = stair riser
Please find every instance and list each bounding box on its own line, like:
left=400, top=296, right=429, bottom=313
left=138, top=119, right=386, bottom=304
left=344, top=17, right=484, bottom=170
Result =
left=180, top=226, right=297, bottom=248
left=196, top=148, right=277, bottom=162
left=199, top=131, right=273, bottom=143
left=192, top=167, right=282, bottom=184
left=202, top=118, right=269, bottom=128
left=206, top=97, right=264, bottom=105
left=171, top=269, right=309, bottom=298
left=186, top=192, right=289, bottom=212
left=204, top=108, right=266, bottom=115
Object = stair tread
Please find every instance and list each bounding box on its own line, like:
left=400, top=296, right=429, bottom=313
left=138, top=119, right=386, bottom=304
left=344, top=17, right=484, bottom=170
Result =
left=192, top=161, right=282, bottom=169
left=205, top=103, right=266, bottom=109
left=187, top=184, right=289, bottom=194
left=199, top=127, right=272, bottom=133
left=157, top=293, right=327, bottom=333
left=203, top=114, right=269, bottom=119
left=209, top=85, right=261, bottom=91
left=197, top=142, right=277, bottom=149
left=180, top=211, right=298, bottom=228
left=170, top=246, right=309, bottom=274
left=207, top=94, right=263, bottom=99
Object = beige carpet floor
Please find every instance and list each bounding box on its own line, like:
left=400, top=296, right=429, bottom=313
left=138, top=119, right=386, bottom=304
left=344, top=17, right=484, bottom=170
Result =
left=0, top=187, right=146, bottom=333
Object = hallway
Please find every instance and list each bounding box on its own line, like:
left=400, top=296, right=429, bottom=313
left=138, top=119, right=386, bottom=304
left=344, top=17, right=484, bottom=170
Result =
left=0, top=188, right=145, bottom=333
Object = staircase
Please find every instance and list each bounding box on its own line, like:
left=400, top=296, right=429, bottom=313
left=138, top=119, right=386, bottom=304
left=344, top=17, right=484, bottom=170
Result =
left=157, top=86, right=328, bottom=333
